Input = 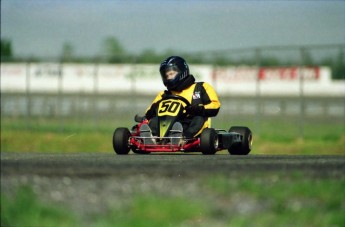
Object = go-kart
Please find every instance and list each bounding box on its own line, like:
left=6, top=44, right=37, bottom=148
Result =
left=113, top=94, right=252, bottom=155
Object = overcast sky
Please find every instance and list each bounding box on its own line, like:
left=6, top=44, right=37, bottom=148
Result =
left=1, top=0, right=344, bottom=58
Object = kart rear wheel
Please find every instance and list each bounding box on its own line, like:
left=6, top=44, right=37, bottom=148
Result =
left=200, top=128, right=218, bottom=155
left=228, top=126, right=252, bottom=155
left=113, top=127, right=131, bottom=155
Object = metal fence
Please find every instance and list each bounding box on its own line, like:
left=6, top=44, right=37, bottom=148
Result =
left=1, top=92, right=344, bottom=138
left=1, top=93, right=343, bottom=117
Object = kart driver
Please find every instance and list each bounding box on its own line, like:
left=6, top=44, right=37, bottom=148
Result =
left=141, top=56, right=221, bottom=145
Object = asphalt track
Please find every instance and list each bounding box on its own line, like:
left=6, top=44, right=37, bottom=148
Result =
left=1, top=152, right=344, bottom=177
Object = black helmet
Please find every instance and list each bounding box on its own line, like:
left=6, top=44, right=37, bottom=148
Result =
left=159, top=56, right=190, bottom=91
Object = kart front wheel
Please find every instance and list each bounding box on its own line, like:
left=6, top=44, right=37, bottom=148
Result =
left=113, top=127, right=131, bottom=155
left=228, top=126, right=252, bottom=155
left=200, top=128, right=218, bottom=155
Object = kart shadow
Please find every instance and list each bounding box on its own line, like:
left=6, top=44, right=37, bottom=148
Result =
left=130, top=152, right=220, bottom=155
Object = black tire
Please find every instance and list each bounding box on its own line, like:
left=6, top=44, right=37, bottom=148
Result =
left=113, top=127, right=131, bottom=155
left=228, top=126, right=252, bottom=155
left=200, top=128, right=218, bottom=155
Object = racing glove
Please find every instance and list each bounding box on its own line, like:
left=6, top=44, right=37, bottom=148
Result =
left=185, top=105, right=205, bottom=116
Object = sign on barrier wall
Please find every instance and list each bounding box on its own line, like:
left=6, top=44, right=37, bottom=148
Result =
left=1, top=63, right=343, bottom=96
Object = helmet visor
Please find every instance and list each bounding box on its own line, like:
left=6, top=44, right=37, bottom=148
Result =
left=161, top=66, right=180, bottom=80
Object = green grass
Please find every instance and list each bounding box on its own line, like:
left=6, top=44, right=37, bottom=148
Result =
left=1, top=186, right=79, bottom=227
left=204, top=173, right=345, bottom=226
left=1, top=117, right=344, bottom=154
left=1, top=186, right=209, bottom=227
left=92, top=196, right=208, bottom=227
left=2, top=173, right=344, bottom=227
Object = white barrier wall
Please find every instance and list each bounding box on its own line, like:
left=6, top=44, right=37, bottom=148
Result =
left=211, top=66, right=343, bottom=96
left=1, top=63, right=344, bottom=96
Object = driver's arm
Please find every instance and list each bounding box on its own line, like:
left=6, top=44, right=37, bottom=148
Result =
left=145, top=91, right=165, bottom=120
left=202, top=82, right=221, bottom=117
left=186, top=82, right=221, bottom=117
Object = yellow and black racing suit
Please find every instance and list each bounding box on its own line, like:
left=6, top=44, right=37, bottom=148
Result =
left=145, top=82, right=221, bottom=138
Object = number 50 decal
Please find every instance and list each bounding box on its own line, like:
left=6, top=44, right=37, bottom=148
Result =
left=158, top=100, right=183, bottom=117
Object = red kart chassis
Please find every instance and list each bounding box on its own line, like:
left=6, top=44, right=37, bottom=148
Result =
left=113, top=120, right=252, bottom=155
